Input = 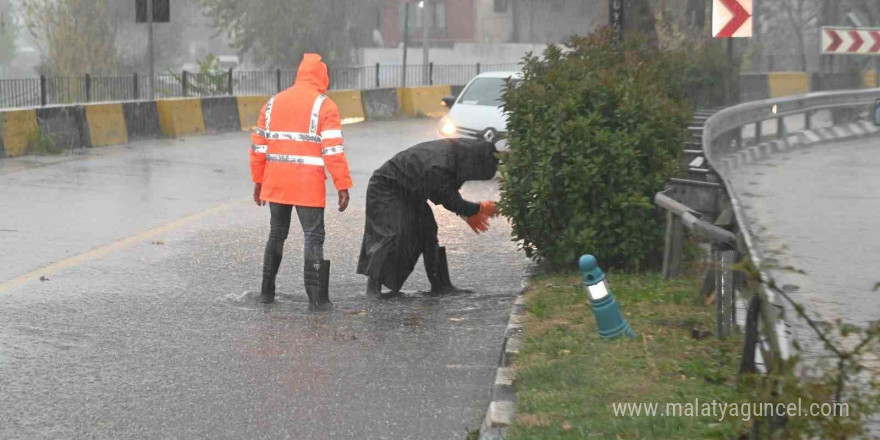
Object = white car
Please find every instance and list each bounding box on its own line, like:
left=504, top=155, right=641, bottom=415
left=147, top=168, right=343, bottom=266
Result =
left=438, top=71, right=522, bottom=144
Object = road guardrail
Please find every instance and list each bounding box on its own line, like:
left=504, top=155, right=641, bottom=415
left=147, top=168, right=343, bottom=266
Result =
left=656, top=87, right=880, bottom=375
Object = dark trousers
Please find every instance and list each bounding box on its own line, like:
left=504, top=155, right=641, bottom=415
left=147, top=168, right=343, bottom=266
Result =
left=263, top=203, right=325, bottom=283
left=357, top=177, right=440, bottom=291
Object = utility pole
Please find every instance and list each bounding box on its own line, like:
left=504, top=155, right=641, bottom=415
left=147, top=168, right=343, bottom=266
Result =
left=147, top=0, right=155, bottom=100
left=401, top=2, right=410, bottom=88
left=421, top=0, right=430, bottom=85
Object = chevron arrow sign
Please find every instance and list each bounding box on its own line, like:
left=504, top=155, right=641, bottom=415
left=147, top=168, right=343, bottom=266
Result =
left=822, top=27, right=880, bottom=55
left=712, top=0, right=752, bottom=38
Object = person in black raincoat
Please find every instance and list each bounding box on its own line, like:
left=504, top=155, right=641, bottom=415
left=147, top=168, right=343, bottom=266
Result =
left=357, top=138, right=500, bottom=297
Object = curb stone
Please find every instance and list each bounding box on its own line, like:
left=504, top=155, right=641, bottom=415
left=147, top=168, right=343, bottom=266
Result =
left=719, top=120, right=879, bottom=172
left=478, top=262, right=538, bottom=440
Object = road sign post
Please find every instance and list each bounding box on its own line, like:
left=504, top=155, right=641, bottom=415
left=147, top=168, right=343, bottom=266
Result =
left=147, top=0, right=153, bottom=100
left=822, top=27, right=880, bottom=89
left=713, top=0, right=751, bottom=104
left=136, top=0, right=170, bottom=101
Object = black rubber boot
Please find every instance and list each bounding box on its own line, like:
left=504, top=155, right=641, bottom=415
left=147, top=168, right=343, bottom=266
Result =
left=260, top=256, right=282, bottom=304
left=436, top=247, right=452, bottom=290
left=305, top=260, right=333, bottom=312
left=366, top=277, right=383, bottom=298
left=425, top=246, right=442, bottom=292
left=431, top=247, right=473, bottom=295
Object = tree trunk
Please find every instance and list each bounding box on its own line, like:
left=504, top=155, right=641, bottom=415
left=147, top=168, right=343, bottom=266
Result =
left=625, top=0, right=658, bottom=42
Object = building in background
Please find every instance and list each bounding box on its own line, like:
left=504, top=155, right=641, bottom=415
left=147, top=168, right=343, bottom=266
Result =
left=370, top=0, right=603, bottom=66
left=379, top=0, right=475, bottom=48
left=506, top=0, right=605, bottom=44
left=378, top=0, right=603, bottom=47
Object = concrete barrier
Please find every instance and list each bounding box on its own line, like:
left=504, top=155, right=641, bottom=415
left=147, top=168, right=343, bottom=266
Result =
left=361, top=88, right=399, bottom=120
left=35, top=106, right=90, bottom=150
left=809, top=72, right=860, bottom=92
left=864, top=70, right=878, bottom=88
left=236, top=95, right=270, bottom=131
left=451, top=85, right=465, bottom=98
left=85, top=103, right=128, bottom=147
left=398, top=85, right=451, bottom=118
left=768, top=72, right=809, bottom=98
left=201, top=96, right=241, bottom=134
left=122, top=101, right=162, bottom=141
left=0, top=109, right=39, bottom=157
left=2, top=84, right=466, bottom=159
left=157, top=98, right=206, bottom=138
left=326, top=90, right=366, bottom=124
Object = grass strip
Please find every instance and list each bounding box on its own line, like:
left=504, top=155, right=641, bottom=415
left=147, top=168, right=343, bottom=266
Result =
left=508, top=272, right=750, bottom=439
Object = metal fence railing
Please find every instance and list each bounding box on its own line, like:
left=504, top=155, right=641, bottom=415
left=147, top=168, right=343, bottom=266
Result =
left=0, top=63, right=521, bottom=110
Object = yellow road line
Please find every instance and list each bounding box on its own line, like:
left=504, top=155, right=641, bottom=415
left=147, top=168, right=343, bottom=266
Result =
left=0, top=199, right=249, bottom=294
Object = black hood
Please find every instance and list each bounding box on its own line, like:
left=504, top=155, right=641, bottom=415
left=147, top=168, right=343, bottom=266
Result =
left=451, top=138, right=499, bottom=184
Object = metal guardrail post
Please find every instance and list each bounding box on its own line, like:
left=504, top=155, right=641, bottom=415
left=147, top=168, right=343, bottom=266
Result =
left=804, top=110, right=812, bottom=130
left=227, top=68, right=233, bottom=95
left=662, top=211, right=684, bottom=279
left=84, top=74, right=91, bottom=103
left=716, top=248, right=735, bottom=338
left=713, top=245, right=722, bottom=336
left=476, top=62, right=481, bottom=74
left=40, top=75, right=47, bottom=106
left=133, top=74, right=139, bottom=100
left=754, top=121, right=762, bottom=145
left=276, top=68, right=281, bottom=93
left=776, top=118, right=785, bottom=139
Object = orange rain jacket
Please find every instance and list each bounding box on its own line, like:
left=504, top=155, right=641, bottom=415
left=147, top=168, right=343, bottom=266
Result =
left=249, top=54, right=353, bottom=208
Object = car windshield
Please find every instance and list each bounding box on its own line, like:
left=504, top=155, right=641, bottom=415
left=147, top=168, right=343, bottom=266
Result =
left=458, top=78, right=507, bottom=106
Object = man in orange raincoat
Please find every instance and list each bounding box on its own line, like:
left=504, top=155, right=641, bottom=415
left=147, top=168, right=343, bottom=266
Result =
left=249, top=53, right=353, bottom=311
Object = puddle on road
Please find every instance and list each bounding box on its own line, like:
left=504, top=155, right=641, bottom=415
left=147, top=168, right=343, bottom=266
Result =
left=219, top=286, right=513, bottom=344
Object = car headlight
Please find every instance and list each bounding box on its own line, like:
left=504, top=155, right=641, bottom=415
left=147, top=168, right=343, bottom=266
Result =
left=440, top=117, right=457, bottom=137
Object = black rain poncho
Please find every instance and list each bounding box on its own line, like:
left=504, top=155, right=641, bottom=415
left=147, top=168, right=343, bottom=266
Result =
left=356, top=138, right=499, bottom=291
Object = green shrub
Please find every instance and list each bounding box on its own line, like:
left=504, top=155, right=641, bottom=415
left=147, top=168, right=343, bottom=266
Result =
left=499, top=29, right=692, bottom=271
left=26, top=129, right=61, bottom=155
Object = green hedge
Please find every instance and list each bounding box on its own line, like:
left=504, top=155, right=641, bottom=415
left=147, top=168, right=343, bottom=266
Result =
left=499, top=30, right=692, bottom=270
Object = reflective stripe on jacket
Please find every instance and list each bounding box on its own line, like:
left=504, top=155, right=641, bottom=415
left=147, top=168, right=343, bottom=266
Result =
left=249, top=53, right=353, bottom=207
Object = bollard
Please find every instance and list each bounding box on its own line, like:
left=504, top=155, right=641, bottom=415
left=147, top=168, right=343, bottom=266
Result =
left=579, top=255, right=636, bottom=340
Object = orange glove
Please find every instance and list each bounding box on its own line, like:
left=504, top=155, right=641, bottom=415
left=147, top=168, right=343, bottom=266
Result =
left=464, top=213, right=490, bottom=234
left=479, top=201, right=499, bottom=217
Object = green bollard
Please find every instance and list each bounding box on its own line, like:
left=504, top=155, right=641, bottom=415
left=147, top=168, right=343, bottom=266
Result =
left=579, top=255, right=636, bottom=340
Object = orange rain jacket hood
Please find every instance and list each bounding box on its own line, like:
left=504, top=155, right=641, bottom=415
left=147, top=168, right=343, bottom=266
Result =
left=249, top=53, right=353, bottom=208
left=295, top=53, right=329, bottom=93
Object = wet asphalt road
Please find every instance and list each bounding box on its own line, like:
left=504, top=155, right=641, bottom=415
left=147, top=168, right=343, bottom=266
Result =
left=730, top=136, right=880, bottom=330
left=0, top=119, right=525, bottom=439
